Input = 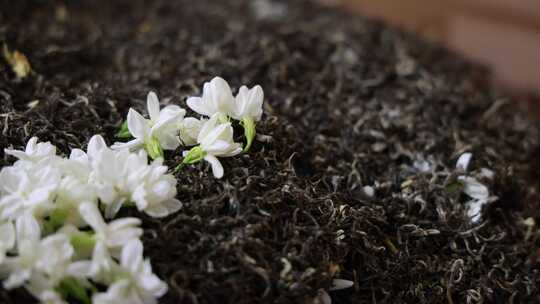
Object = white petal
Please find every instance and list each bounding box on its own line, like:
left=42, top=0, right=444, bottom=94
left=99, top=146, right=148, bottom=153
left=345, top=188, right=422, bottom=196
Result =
left=456, top=152, right=472, bottom=172
left=233, top=85, right=264, bottom=121
left=111, top=139, right=144, bottom=151
left=144, top=199, right=182, bottom=218
left=154, top=130, right=180, bottom=151
left=204, top=155, right=224, bottom=179
left=139, top=267, right=167, bottom=297
left=179, top=117, right=203, bottom=146
left=127, top=108, right=149, bottom=139
left=468, top=199, right=488, bottom=223
left=27, top=187, right=52, bottom=207
left=3, top=149, right=29, bottom=161
left=4, top=269, right=31, bottom=289
left=204, top=139, right=232, bottom=155
left=108, top=217, right=141, bottom=231
left=79, top=202, right=107, bottom=233
left=458, top=176, right=489, bottom=200
left=187, top=96, right=212, bottom=117
left=200, top=123, right=228, bottom=148
left=104, top=200, right=124, bottom=219
left=329, top=279, right=354, bottom=290
left=210, top=76, right=234, bottom=114
left=197, top=114, right=220, bottom=143
left=0, top=167, right=25, bottom=193
left=16, top=213, right=41, bottom=243
left=67, top=261, right=93, bottom=278
left=0, top=222, right=15, bottom=250
left=87, top=135, right=108, bottom=158
left=107, top=229, right=143, bottom=248
left=162, top=199, right=183, bottom=214
left=147, top=92, right=160, bottom=122
left=69, top=148, right=88, bottom=162
left=121, top=239, right=144, bottom=274
left=152, top=105, right=185, bottom=131
left=26, top=137, right=39, bottom=153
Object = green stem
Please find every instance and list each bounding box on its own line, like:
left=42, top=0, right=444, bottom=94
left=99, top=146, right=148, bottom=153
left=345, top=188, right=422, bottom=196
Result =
left=241, top=117, right=256, bottom=152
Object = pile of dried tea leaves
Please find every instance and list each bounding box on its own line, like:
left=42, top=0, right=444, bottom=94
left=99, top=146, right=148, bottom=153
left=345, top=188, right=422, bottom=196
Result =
left=1, top=0, right=539, bottom=303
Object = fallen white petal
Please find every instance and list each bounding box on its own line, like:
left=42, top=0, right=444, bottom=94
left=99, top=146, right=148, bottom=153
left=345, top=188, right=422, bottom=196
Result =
left=456, top=152, right=473, bottom=172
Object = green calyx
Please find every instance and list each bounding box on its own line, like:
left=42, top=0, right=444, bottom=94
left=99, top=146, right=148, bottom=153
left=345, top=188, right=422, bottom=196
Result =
left=50, top=207, right=69, bottom=228
left=70, top=231, right=96, bottom=257
left=145, top=136, right=164, bottom=160
left=116, top=120, right=131, bottom=139
left=43, top=207, right=69, bottom=234
left=241, top=117, right=256, bottom=152
left=55, top=277, right=93, bottom=304
left=175, top=145, right=206, bottom=173
left=182, top=146, right=206, bottom=164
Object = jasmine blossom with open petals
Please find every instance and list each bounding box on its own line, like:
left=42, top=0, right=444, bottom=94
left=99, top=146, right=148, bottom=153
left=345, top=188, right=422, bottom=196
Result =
left=186, top=76, right=235, bottom=119
left=4, top=137, right=57, bottom=163
left=112, top=92, right=186, bottom=159
left=92, top=239, right=167, bottom=304
left=232, top=84, right=264, bottom=151
left=130, top=159, right=182, bottom=218
left=182, top=114, right=242, bottom=178
left=2, top=233, right=74, bottom=289
left=88, top=135, right=181, bottom=219
left=179, top=117, right=205, bottom=146
left=0, top=165, right=60, bottom=221
left=78, top=202, right=142, bottom=254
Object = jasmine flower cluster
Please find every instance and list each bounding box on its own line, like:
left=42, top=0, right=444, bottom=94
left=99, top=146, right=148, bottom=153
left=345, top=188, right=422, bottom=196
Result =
left=113, top=76, right=265, bottom=178
left=0, top=136, right=178, bottom=303
left=0, top=76, right=266, bottom=303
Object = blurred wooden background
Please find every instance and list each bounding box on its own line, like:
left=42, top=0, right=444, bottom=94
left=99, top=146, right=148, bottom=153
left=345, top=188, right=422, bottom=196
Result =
left=342, top=0, right=540, bottom=98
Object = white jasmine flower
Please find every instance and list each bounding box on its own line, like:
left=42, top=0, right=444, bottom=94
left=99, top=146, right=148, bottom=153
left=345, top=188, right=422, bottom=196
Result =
left=0, top=221, right=15, bottom=263
left=90, top=147, right=145, bottom=218
left=112, top=92, right=186, bottom=159
left=68, top=240, right=115, bottom=284
left=179, top=117, right=205, bottom=146
left=0, top=165, right=60, bottom=220
left=92, top=239, right=167, bottom=304
left=4, top=137, right=56, bottom=163
left=232, top=85, right=264, bottom=121
left=78, top=202, right=142, bottom=252
left=231, top=84, right=264, bottom=151
left=52, top=175, right=96, bottom=227
left=34, top=234, right=74, bottom=282
left=182, top=114, right=242, bottom=179
left=90, top=137, right=181, bottom=219
left=456, top=152, right=473, bottom=172
left=458, top=176, right=489, bottom=223
left=2, top=233, right=73, bottom=289
left=130, top=159, right=182, bottom=218
left=46, top=137, right=104, bottom=227
left=25, top=274, right=68, bottom=304
left=187, top=76, right=235, bottom=118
